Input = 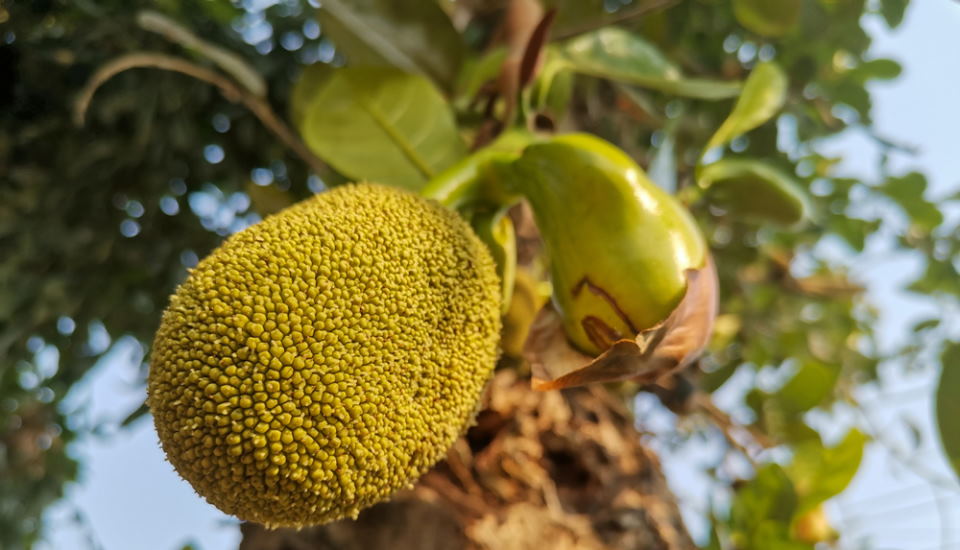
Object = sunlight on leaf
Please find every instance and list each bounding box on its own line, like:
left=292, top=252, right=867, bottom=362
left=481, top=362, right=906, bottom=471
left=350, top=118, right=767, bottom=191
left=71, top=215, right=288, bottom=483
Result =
left=705, top=62, right=787, bottom=152
left=295, top=66, right=467, bottom=190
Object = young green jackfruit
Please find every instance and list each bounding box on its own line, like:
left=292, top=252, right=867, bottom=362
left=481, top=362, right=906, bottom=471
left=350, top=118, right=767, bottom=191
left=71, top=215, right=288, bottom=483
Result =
left=148, top=183, right=501, bottom=528
left=513, top=134, right=707, bottom=356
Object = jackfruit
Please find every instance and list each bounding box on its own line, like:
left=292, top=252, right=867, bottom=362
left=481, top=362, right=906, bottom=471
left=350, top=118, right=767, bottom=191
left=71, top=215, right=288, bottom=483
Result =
left=148, top=183, right=501, bottom=527
left=511, top=134, right=707, bottom=356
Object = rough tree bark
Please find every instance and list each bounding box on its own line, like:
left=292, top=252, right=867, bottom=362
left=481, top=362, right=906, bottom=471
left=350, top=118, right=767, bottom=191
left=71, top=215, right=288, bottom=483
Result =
left=238, top=370, right=695, bottom=550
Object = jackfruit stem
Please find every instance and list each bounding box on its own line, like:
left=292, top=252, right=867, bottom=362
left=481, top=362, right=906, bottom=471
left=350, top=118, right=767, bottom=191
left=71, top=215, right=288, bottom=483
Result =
left=420, top=149, right=521, bottom=210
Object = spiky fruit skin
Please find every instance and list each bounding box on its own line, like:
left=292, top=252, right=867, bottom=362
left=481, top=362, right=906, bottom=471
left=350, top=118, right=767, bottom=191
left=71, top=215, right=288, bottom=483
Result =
left=148, top=183, right=501, bottom=528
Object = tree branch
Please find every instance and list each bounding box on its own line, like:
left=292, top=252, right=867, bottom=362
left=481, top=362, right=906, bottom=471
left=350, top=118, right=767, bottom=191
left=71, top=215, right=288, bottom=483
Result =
left=136, top=10, right=267, bottom=97
left=73, top=52, right=327, bottom=177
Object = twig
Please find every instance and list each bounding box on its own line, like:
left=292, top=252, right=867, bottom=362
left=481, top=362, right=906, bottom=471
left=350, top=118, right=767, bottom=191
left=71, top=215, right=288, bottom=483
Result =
left=694, top=392, right=776, bottom=449
left=137, top=10, right=267, bottom=97
left=73, top=52, right=327, bottom=177
left=705, top=415, right=760, bottom=470
left=553, top=0, right=681, bottom=40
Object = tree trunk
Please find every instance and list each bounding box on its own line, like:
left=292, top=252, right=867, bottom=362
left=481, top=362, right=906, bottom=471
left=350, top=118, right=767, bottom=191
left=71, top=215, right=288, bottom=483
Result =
left=239, top=370, right=695, bottom=550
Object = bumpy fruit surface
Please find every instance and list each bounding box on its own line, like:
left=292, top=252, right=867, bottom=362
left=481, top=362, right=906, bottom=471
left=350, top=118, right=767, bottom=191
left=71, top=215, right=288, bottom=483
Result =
left=148, top=183, right=501, bottom=527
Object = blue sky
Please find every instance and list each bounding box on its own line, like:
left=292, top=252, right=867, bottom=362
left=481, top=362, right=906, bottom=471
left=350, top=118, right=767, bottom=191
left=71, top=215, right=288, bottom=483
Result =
left=38, top=2, right=960, bottom=549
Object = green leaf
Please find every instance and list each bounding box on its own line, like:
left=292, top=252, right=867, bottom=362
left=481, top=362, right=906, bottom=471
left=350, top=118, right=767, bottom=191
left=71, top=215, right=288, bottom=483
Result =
left=828, top=216, right=880, bottom=252
left=753, top=522, right=813, bottom=550
left=120, top=402, right=149, bottom=427
left=705, top=62, right=787, bottom=152
left=879, top=172, right=943, bottom=232
left=776, top=361, right=838, bottom=416
left=912, top=318, right=940, bottom=333
left=880, top=0, right=909, bottom=28
left=315, top=0, right=465, bottom=89
left=456, top=47, right=507, bottom=101
left=543, top=68, right=574, bottom=118
left=559, top=28, right=741, bottom=100
left=788, top=429, right=867, bottom=513
left=296, top=67, right=467, bottom=190
left=530, top=48, right=575, bottom=116
left=699, top=361, right=738, bottom=393
left=290, top=63, right=335, bottom=127
left=908, top=258, right=960, bottom=296
left=734, top=0, right=802, bottom=37
left=198, top=0, right=242, bottom=24
left=936, top=343, right=960, bottom=479
left=851, top=59, right=903, bottom=82
left=732, top=464, right=798, bottom=528
left=698, top=158, right=810, bottom=226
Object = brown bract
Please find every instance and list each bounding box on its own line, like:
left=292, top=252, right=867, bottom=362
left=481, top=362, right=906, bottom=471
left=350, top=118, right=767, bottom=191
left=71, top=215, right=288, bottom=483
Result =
left=526, top=257, right=718, bottom=391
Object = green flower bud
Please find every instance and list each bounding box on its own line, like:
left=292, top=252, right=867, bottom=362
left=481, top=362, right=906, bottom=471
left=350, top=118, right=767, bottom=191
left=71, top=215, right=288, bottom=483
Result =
left=512, top=133, right=708, bottom=356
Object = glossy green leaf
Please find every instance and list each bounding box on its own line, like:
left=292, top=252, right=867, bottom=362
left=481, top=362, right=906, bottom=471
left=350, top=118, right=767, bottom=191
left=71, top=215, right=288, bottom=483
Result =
left=559, top=28, right=741, bottom=100
left=734, top=0, right=802, bottom=37
left=699, top=158, right=810, bottom=226
left=705, top=62, right=788, bottom=152
left=315, top=0, right=465, bottom=89
left=296, top=67, right=467, bottom=190
left=936, top=343, right=960, bottom=479
left=788, top=429, right=867, bottom=514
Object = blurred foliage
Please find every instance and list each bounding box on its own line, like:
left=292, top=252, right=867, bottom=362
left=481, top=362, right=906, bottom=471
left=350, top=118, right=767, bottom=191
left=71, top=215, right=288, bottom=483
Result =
left=2, top=0, right=958, bottom=549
